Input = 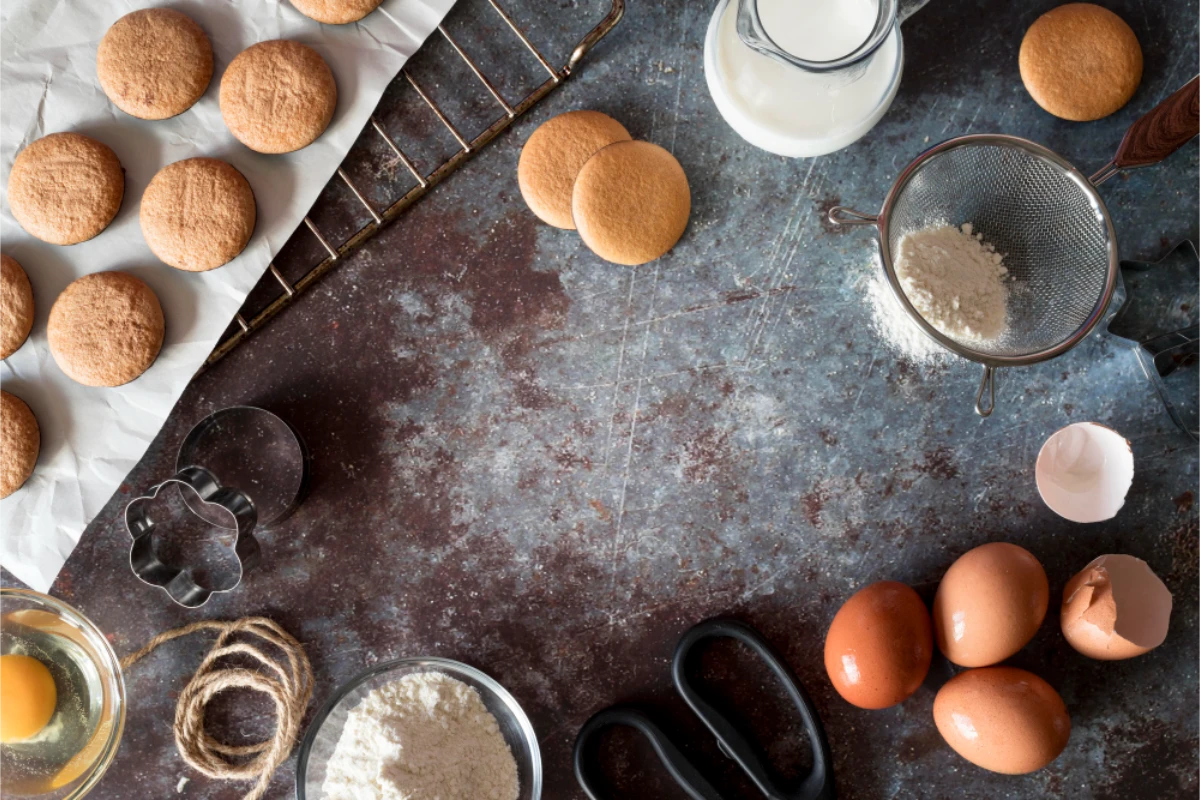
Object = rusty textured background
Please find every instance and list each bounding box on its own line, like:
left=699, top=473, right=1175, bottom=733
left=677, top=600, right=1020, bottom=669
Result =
left=4, top=0, right=1199, bottom=797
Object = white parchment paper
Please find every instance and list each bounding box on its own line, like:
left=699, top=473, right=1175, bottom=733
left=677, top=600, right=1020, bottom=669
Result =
left=0, top=0, right=456, bottom=591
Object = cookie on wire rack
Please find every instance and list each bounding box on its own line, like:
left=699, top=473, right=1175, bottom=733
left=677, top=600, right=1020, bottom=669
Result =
left=220, top=40, right=338, bottom=154
left=7, top=133, right=124, bottom=246
left=1, top=390, right=39, bottom=499
left=97, top=8, right=213, bottom=120
left=289, top=0, right=384, bottom=24
left=1, top=254, right=34, bottom=360
left=48, top=271, right=164, bottom=388
left=141, top=158, right=257, bottom=272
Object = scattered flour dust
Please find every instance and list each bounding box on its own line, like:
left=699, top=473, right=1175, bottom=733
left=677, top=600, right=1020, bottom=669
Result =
left=893, top=223, right=1010, bottom=343
left=866, top=267, right=949, bottom=367
left=321, top=671, right=519, bottom=800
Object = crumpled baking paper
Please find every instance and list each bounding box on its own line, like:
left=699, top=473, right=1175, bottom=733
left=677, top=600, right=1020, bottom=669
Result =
left=0, top=0, right=456, bottom=591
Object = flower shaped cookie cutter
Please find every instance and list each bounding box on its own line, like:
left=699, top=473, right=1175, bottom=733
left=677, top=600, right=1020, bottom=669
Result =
left=1104, top=241, right=1200, bottom=443
left=126, top=465, right=260, bottom=608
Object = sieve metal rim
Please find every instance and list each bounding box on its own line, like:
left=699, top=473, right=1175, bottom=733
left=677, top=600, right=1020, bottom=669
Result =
left=875, top=134, right=1120, bottom=369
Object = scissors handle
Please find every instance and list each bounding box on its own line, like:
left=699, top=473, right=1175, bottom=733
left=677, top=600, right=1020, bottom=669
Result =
left=573, top=706, right=725, bottom=800
left=672, top=618, right=837, bottom=800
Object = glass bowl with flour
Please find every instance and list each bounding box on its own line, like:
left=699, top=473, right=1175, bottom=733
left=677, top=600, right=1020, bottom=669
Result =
left=297, top=658, right=541, bottom=800
left=704, top=0, right=915, bottom=157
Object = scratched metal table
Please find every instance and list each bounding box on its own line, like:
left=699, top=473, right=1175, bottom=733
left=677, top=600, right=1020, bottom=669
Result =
left=4, top=0, right=1199, bottom=797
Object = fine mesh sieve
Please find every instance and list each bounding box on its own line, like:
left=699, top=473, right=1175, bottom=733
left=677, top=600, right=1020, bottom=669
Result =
left=832, top=77, right=1199, bottom=416
left=881, top=137, right=1115, bottom=361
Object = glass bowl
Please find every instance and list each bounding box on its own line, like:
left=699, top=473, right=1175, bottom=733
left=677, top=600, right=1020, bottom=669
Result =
left=296, top=657, right=542, bottom=799
left=0, top=588, right=125, bottom=799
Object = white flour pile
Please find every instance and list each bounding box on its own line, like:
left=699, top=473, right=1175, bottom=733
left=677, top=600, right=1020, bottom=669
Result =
left=321, top=672, right=520, bottom=800
left=866, top=268, right=949, bottom=366
left=893, top=222, right=1010, bottom=343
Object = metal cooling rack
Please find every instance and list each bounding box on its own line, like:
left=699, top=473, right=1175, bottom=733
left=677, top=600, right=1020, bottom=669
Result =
left=205, top=0, right=625, bottom=367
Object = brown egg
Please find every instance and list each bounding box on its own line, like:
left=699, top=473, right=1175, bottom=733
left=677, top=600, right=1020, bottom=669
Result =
left=932, top=543, right=1049, bottom=667
left=933, top=666, right=1070, bottom=774
left=824, top=581, right=933, bottom=709
left=1061, top=554, right=1173, bottom=660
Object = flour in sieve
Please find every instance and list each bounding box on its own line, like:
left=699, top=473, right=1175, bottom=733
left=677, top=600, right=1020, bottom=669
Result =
left=893, top=223, right=1009, bottom=342
left=865, top=265, right=949, bottom=367
left=321, top=671, right=520, bottom=800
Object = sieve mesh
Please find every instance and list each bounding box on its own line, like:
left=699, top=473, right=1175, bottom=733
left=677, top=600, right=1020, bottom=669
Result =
left=882, top=141, right=1114, bottom=360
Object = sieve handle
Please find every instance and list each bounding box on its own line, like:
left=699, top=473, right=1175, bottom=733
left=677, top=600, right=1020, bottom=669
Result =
left=827, top=206, right=878, bottom=227
left=975, top=366, right=996, bottom=417
left=1091, top=76, right=1199, bottom=185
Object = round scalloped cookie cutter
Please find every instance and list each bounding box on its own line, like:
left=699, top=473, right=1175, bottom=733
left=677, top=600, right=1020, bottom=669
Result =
left=176, top=406, right=310, bottom=529
left=125, top=407, right=310, bottom=607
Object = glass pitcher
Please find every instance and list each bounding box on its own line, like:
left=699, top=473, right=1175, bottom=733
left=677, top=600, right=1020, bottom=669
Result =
left=736, top=0, right=929, bottom=79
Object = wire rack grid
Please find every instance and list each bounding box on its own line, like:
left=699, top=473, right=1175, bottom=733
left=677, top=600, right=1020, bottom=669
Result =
left=205, top=0, right=625, bottom=367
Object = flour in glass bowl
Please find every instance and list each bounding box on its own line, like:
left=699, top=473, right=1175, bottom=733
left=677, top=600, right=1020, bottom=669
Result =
left=321, top=671, right=519, bottom=800
left=893, top=223, right=1010, bottom=343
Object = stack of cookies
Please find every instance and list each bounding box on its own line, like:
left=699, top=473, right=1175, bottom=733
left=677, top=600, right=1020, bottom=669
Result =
left=1, top=1, right=380, bottom=498
left=518, top=110, right=691, bottom=266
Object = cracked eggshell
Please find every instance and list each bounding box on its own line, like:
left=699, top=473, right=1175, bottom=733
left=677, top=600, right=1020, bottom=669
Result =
left=1061, top=554, right=1172, bottom=660
left=1036, top=422, right=1133, bottom=523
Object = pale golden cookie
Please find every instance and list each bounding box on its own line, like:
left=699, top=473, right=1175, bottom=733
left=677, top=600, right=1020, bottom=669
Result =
left=141, top=158, right=256, bottom=272
left=1, top=255, right=34, bottom=360
left=1, top=390, right=39, bottom=499
left=97, top=8, right=213, bottom=120
left=48, top=271, right=164, bottom=387
left=220, top=40, right=338, bottom=154
left=8, top=133, right=124, bottom=246
left=572, top=140, right=691, bottom=266
left=1020, top=3, right=1142, bottom=122
left=518, top=110, right=632, bottom=230
left=290, top=0, right=383, bottom=24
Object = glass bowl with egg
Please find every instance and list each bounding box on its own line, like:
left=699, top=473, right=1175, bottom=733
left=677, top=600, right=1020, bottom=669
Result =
left=1, top=588, right=125, bottom=798
left=297, top=657, right=542, bottom=799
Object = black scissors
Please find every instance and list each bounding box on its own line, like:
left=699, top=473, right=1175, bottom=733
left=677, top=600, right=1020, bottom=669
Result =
left=573, top=618, right=835, bottom=800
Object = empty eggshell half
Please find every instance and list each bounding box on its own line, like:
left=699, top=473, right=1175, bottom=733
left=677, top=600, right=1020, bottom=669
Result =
left=1035, top=422, right=1133, bottom=523
left=1061, top=554, right=1172, bottom=660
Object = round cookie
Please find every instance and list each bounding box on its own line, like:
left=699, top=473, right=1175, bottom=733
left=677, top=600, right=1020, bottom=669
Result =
left=220, top=40, right=338, bottom=154
left=1, top=255, right=34, bottom=360
left=48, top=271, right=164, bottom=387
left=1, top=391, right=39, bottom=499
left=518, top=110, right=632, bottom=230
left=141, top=158, right=256, bottom=272
left=97, top=8, right=213, bottom=120
left=572, top=140, right=691, bottom=266
left=1020, top=3, right=1142, bottom=122
left=289, top=0, right=383, bottom=24
left=8, top=133, right=124, bottom=246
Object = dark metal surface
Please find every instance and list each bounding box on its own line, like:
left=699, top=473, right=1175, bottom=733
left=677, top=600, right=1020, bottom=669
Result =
left=4, top=0, right=1198, bottom=797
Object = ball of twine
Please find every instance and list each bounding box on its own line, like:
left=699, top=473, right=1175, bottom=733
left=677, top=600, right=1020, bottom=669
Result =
left=121, top=617, right=313, bottom=800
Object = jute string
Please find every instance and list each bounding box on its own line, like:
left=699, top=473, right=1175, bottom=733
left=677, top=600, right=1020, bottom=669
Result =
left=120, top=617, right=313, bottom=800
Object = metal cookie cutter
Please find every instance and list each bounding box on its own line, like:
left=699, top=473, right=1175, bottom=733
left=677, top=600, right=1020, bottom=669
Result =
left=126, top=466, right=259, bottom=608
left=175, top=406, right=310, bottom=529
left=124, top=407, right=310, bottom=607
left=574, top=618, right=835, bottom=800
left=1106, top=240, right=1199, bottom=441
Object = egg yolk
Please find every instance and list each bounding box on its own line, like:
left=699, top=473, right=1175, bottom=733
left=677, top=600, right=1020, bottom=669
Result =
left=0, top=654, right=58, bottom=743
